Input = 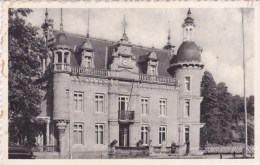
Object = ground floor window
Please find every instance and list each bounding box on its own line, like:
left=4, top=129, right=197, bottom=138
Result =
left=184, top=126, right=190, bottom=143
left=159, top=126, right=166, bottom=144
left=141, top=125, right=149, bottom=144
left=95, top=124, right=104, bottom=144
left=74, top=123, right=83, bottom=145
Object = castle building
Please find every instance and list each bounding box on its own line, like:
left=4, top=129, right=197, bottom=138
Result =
left=37, top=8, right=204, bottom=158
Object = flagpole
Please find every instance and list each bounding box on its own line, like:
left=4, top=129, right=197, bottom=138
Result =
left=241, top=8, right=248, bottom=158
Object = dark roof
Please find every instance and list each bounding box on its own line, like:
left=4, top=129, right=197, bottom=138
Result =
left=55, top=32, right=69, bottom=46
left=170, top=41, right=201, bottom=64
left=53, top=31, right=172, bottom=77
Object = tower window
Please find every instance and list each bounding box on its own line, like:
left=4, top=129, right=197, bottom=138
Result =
left=185, top=76, right=191, bottom=91
left=184, top=126, right=190, bottom=143
left=57, top=52, right=62, bottom=63
left=151, top=66, right=156, bottom=75
left=64, top=52, right=69, bottom=64
left=184, top=99, right=190, bottom=117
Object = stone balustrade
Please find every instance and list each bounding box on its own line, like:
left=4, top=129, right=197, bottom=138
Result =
left=55, top=65, right=177, bottom=85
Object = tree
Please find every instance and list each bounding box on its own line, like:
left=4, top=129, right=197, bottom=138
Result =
left=200, top=71, right=221, bottom=145
left=8, top=8, right=44, bottom=146
left=216, top=82, right=233, bottom=144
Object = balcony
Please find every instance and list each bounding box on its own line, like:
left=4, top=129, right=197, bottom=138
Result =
left=139, top=74, right=178, bottom=85
left=118, top=111, right=135, bottom=124
left=53, top=63, right=71, bottom=72
left=71, top=66, right=108, bottom=77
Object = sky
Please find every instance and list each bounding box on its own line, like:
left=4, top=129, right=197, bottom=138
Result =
left=25, top=8, right=254, bottom=96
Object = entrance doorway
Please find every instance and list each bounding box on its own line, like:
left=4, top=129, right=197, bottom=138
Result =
left=119, top=125, right=129, bottom=147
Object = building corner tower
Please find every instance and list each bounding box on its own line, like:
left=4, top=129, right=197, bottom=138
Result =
left=167, top=9, right=204, bottom=154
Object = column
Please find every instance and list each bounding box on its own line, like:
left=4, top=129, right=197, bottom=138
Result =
left=56, top=120, right=68, bottom=159
left=46, top=118, right=50, bottom=145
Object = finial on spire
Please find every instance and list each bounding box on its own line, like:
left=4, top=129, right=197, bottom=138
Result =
left=167, top=21, right=171, bottom=44
left=45, top=8, right=48, bottom=21
left=187, top=8, right=191, bottom=16
left=122, top=15, right=128, bottom=35
left=87, top=9, right=90, bottom=38
left=60, top=8, right=63, bottom=32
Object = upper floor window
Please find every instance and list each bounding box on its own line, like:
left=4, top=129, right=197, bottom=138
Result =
left=95, top=124, right=104, bottom=145
left=159, top=99, right=167, bottom=116
left=141, top=97, right=149, bottom=115
left=185, top=76, right=191, bottom=91
left=95, top=94, right=104, bottom=113
left=74, top=123, right=84, bottom=145
left=118, top=96, right=129, bottom=111
left=74, top=92, right=83, bottom=112
left=57, top=52, right=62, bottom=63
left=184, top=99, right=190, bottom=117
left=159, top=126, right=166, bottom=144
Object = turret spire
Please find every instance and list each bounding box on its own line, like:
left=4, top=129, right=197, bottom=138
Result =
left=87, top=9, right=90, bottom=38
left=120, top=14, right=129, bottom=42
left=167, top=21, right=171, bottom=45
left=187, top=8, right=191, bottom=16
left=60, top=8, right=63, bottom=32
left=45, top=8, right=48, bottom=21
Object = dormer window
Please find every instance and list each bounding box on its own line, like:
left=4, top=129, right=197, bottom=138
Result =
left=151, top=65, right=156, bottom=76
left=84, top=56, right=92, bottom=68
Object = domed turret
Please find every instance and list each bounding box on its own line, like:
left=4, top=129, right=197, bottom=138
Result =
left=170, top=42, right=201, bottom=64
left=55, top=33, right=69, bottom=46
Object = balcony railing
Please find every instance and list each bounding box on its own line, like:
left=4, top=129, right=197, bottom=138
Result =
left=118, top=111, right=134, bottom=123
left=71, top=66, right=108, bottom=77
left=55, top=65, right=177, bottom=85
left=139, top=74, right=177, bottom=84
left=54, top=63, right=71, bottom=72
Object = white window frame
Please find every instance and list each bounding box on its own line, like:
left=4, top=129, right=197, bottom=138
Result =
left=74, top=92, right=84, bottom=112
left=95, top=124, right=104, bottom=145
left=141, top=125, right=149, bottom=145
left=184, top=76, right=191, bottom=92
left=184, top=99, right=191, bottom=117
left=141, top=97, right=149, bottom=115
left=118, top=96, right=129, bottom=111
left=159, top=126, right=167, bottom=144
left=95, top=93, right=105, bottom=113
left=159, top=98, right=167, bottom=116
left=73, top=123, right=84, bottom=145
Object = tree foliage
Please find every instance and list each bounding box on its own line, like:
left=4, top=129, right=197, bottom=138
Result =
left=8, top=8, right=45, bottom=146
left=200, top=71, right=254, bottom=146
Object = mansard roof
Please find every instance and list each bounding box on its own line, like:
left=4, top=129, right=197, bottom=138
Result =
left=53, top=31, right=172, bottom=77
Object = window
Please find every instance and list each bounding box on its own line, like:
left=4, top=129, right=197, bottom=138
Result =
left=184, top=126, right=190, bottom=143
left=64, top=52, right=69, bottom=64
left=74, top=92, right=83, bottom=112
left=85, top=56, right=92, bottom=67
left=184, top=99, right=190, bottom=117
left=141, top=125, right=149, bottom=145
left=159, top=99, right=167, bottom=116
left=159, top=126, right=166, bottom=144
left=95, top=124, right=104, bottom=144
left=141, top=98, right=149, bottom=115
left=57, top=52, right=62, bottom=63
left=95, top=94, right=104, bottom=113
left=185, top=76, right=191, bottom=91
left=74, top=123, right=83, bottom=144
left=151, top=66, right=156, bottom=75
left=118, top=96, right=129, bottom=111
